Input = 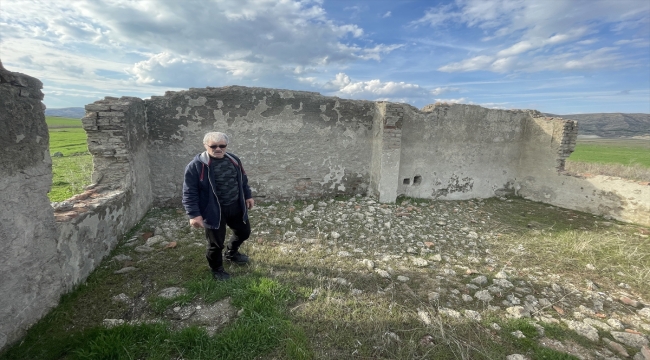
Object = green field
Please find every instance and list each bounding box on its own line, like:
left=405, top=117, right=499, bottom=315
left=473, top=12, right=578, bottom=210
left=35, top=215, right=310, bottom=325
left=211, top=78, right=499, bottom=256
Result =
left=46, top=116, right=92, bottom=202
left=46, top=116, right=85, bottom=129
left=569, top=138, right=650, bottom=167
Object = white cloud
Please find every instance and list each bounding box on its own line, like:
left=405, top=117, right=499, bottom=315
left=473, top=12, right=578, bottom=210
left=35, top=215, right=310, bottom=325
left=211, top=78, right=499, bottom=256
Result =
left=417, top=0, right=649, bottom=74
left=614, top=38, right=650, bottom=48
left=439, top=55, right=494, bottom=72
left=478, top=102, right=508, bottom=109
left=1, top=0, right=406, bottom=101
left=358, top=44, right=404, bottom=61
left=577, top=39, right=599, bottom=45
left=319, top=73, right=457, bottom=103
left=440, top=47, right=626, bottom=73
left=434, top=98, right=467, bottom=104
left=382, top=11, right=392, bottom=18
left=324, top=73, right=352, bottom=90
left=497, top=41, right=534, bottom=57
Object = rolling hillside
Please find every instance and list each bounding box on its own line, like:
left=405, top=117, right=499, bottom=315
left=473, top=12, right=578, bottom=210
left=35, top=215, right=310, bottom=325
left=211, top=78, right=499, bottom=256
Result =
left=547, top=113, right=650, bottom=138
left=45, top=107, right=85, bottom=119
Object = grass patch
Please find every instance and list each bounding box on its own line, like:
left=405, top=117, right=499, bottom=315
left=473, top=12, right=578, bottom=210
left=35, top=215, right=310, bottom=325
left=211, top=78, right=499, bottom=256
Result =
left=46, top=116, right=83, bottom=129
left=46, top=116, right=92, bottom=202
left=566, top=138, right=650, bottom=181
left=1, top=271, right=309, bottom=360
left=569, top=139, right=650, bottom=167
left=0, top=208, right=310, bottom=360
left=565, top=160, right=650, bottom=182
left=49, top=154, right=93, bottom=202
left=486, top=198, right=650, bottom=298
left=49, top=128, right=89, bottom=156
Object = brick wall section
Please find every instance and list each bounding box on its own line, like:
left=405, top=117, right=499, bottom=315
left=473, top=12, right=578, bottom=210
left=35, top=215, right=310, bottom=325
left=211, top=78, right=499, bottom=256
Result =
left=82, top=97, right=147, bottom=187
left=382, top=103, right=404, bottom=151
left=557, top=119, right=578, bottom=171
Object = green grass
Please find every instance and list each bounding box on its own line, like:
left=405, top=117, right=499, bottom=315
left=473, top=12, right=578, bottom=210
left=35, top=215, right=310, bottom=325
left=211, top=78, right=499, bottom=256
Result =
left=49, top=128, right=89, bottom=156
left=0, top=209, right=311, bottom=360
left=46, top=116, right=83, bottom=129
left=46, top=117, right=92, bottom=202
left=569, top=139, right=650, bottom=167
left=49, top=154, right=93, bottom=202
left=1, top=271, right=310, bottom=360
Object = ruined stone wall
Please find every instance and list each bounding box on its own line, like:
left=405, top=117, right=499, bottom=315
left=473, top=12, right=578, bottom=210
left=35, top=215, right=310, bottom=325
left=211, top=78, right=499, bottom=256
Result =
left=398, top=104, right=541, bottom=200
left=144, top=86, right=375, bottom=205
left=55, top=97, right=154, bottom=288
left=516, top=116, right=650, bottom=225
left=0, top=68, right=60, bottom=349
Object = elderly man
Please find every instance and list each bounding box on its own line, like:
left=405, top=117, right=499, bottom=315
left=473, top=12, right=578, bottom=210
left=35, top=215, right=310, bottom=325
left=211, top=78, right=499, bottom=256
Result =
left=182, top=132, right=254, bottom=280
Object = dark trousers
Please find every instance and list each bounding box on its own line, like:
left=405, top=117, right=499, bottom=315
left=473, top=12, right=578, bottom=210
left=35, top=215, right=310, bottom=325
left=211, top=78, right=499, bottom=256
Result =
left=205, top=203, right=251, bottom=271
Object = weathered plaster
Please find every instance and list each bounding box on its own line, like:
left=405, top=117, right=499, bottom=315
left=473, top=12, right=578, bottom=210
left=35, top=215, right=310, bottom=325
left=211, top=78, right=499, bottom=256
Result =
left=0, top=68, right=59, bottom=350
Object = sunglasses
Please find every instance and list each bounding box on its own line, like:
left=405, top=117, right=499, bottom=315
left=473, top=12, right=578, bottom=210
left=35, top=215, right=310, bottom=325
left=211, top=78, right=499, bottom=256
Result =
left=208, top=144, right=227, bottom=149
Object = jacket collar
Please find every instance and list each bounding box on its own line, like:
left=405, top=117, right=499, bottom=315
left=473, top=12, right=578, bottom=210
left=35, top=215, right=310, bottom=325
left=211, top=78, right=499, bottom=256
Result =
left=199, top=151, right=236, bottom=165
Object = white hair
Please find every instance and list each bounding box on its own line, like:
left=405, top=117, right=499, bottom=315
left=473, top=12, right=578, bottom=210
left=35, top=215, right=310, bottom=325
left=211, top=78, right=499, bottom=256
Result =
left=203, top=132, right=229, bottom=145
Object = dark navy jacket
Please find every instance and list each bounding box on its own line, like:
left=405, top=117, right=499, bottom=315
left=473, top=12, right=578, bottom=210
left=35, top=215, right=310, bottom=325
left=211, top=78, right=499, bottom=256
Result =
left=182, top=151, right=252, bottom=229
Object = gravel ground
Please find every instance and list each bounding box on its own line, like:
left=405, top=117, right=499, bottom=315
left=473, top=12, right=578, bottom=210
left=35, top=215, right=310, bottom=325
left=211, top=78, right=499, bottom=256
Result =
left=109, top=195, right=650, bottom=360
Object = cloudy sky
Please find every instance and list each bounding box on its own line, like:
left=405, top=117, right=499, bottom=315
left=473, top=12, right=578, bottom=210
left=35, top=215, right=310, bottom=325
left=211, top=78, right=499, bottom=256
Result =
left=2, top=0, right=649, bottom=114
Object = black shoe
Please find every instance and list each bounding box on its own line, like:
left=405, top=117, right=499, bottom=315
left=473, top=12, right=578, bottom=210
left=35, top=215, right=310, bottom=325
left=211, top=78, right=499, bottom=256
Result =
left=225, top=251, right=249, bottom=264
left=212, top=267, right=231, bottom=281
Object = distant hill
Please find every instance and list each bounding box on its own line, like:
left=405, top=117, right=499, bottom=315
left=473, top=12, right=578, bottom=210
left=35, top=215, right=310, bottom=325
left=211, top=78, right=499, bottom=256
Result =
left=45, top=107, right=85, bottom=119
left=543, top=113, right=650, bottom=138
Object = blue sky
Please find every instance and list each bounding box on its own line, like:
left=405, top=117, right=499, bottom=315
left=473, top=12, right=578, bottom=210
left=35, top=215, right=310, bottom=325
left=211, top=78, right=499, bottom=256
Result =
left=1, top=0, right=649, bottom=114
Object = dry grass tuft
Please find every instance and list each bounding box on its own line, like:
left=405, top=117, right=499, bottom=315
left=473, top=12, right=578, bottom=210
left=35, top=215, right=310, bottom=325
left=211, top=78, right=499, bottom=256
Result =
left=565, top=160, right=650, bottom=182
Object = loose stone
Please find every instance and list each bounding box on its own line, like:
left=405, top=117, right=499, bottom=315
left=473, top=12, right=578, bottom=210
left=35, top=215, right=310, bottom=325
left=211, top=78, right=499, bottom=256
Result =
left=375, top=269, right=391, bottom=278
left=603, top=338, right=630, bottom=358
left=158, top=287, right=186, bottom=299
left=475, top=290, right=493, bottom=302
left=611, top=331, right=649, bottom=348
left=464, top=310, right=481, bottom=321
left=135, top=245, right=154, bottom=253
left=114, top=267, right=137, bottom=274
left=471, top=275, right=488, bottom=285
left=563, top=320, right=599, bottom=342
left=511, top=330, right=526, bottom=339
left=505, top=355, right=528, bottom=360
left=506, top=306, right=530, bottom=319
left=418, top=309, right=432, bottom=325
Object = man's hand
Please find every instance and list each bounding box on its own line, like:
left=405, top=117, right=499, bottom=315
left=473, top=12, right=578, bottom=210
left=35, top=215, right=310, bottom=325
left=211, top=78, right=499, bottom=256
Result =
left=246, top=198, right=255, bottom=210
left=189, top=216, right=204, bottom=229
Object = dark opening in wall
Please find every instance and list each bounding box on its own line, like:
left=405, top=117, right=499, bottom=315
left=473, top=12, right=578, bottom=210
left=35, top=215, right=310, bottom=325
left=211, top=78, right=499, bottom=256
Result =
left=413, top=175, right=422, bottom=186
left=403, top=178, right=410, bottom=185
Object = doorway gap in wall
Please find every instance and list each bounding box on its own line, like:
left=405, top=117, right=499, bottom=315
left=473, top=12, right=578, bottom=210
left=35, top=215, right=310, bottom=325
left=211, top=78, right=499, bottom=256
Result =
left=414, top=175, right=422, bottom=186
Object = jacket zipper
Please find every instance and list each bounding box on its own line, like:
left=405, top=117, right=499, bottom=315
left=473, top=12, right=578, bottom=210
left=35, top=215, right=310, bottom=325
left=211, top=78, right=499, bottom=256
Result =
left=206, top=160, right=222, bottom=228
left=229, top=154, right=248, bottom=224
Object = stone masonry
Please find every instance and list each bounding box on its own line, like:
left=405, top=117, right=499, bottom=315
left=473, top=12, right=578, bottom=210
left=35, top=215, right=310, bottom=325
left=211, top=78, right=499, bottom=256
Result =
left=0, top=66, right=60, bottom=350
